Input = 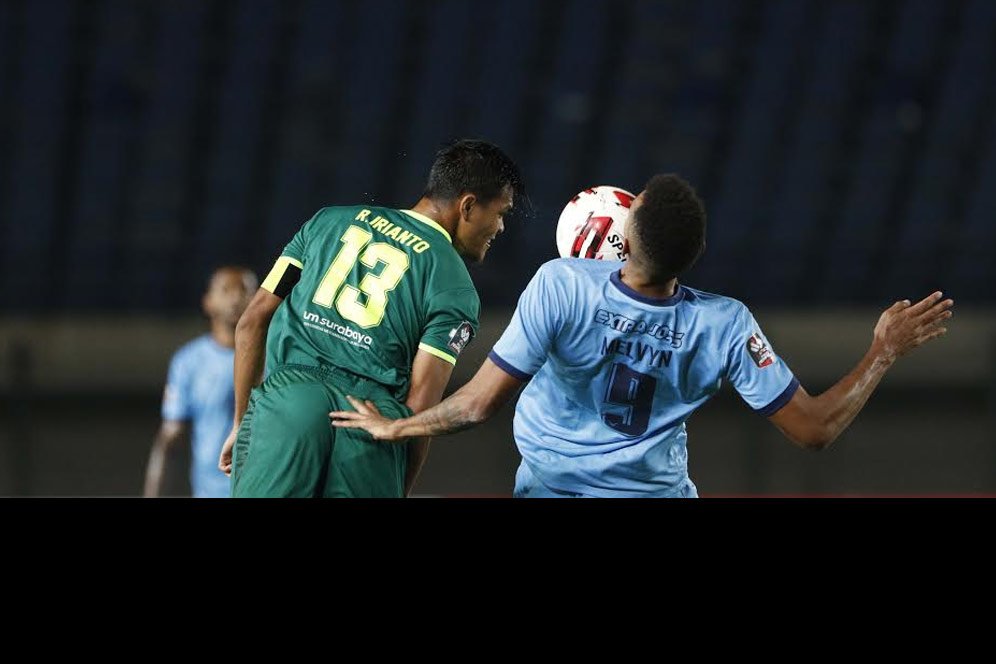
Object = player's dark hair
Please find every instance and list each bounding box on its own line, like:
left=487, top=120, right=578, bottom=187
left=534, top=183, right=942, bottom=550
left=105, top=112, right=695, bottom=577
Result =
left=631, top=174, right=706, bottom=278
left=423, top=139, right=526, bottom=208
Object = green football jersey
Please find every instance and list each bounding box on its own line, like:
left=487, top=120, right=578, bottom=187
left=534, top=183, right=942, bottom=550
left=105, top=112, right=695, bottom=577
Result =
left=261, top=206, right=480, bottom=399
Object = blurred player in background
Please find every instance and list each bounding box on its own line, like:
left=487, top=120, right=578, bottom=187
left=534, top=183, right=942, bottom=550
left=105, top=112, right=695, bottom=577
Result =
left=331, top=174, right=954, bottom=498
left=143, top=266, right=258, bottom=497
left=219, top=139, right=524, bottom=497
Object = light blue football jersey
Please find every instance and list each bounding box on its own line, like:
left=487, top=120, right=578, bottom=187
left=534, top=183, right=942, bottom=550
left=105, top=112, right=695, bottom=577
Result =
left=489, top=258, right=799, bottom=498
left=162, top=335, right=236, bottom=498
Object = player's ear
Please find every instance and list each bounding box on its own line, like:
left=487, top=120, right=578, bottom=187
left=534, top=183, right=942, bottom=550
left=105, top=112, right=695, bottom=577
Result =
left=458, top=193, right=477, bottom=222
left=201, top=292, right=213, bottom=317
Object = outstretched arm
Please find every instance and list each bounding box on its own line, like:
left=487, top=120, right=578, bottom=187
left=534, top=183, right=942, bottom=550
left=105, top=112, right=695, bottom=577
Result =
left=331, top=358, right=525, bottom=441
left=769, top=291, right=953, bottom=450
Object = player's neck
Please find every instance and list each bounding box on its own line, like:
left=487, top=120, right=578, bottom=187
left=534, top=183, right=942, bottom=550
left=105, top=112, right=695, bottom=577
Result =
left=619, top=264, right=678, bottom=299
left=410, top=197, right=459, bottom=239
left=210, top=322, right=236, bottom=349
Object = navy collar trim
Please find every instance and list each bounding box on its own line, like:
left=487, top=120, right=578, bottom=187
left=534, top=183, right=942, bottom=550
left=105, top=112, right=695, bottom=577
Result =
left=610, top=270, right=685, bottom=306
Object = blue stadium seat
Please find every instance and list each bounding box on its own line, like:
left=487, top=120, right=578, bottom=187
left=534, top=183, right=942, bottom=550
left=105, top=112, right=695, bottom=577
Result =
left=182, top=0, right=281, bottom=306
left=820, top=0, right=947, bottom=301
left=950, top=108, right=996, bottom=294
left=588, top=0, right=687, bottom=191
left=64, top=1, right=155, bottom=308
left=326, top=0, right=408, bottom=207
left=447, top=0, right=543, bottom=300
left=699, top=0, right=812, bottom=296
left=753, top=2, right=873, bottom=301
left=1, top=0, right=72, bottom=309
left=655, top=0, right=744, bottom=190
left=2, top=0, right=995, bottom=310
left=116, top=0, right=210, bottom=309
left=394, top=1, right=479, bottom=206
left=262, top=0, right=347, bottom=257
left=882, top=0, right=996, bottom=298
left=527, top=0, right=613, bottom=217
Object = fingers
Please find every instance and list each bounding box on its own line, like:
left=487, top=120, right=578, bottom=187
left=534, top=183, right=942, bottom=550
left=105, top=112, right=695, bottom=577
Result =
left=344, top=394, right=366, bottom=412
left=329, top=410, right=363, bottom=423
left=914, top=326, right=948, bottom=346
left=921, top=298, right=954, bottom=323
left=906, top=291, right=944, bottom=316
left=899, top=291, right=954, bottom=326
left=343, top=394, right=384, bottom=416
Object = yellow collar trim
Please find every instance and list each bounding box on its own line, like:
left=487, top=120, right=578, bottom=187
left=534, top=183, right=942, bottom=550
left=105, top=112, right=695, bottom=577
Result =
left=402, top=209, right=452, bottom=243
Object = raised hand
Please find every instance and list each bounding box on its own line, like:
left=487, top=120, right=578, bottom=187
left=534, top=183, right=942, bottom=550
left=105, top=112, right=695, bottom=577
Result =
left=873, top=291, right=954, bottom=361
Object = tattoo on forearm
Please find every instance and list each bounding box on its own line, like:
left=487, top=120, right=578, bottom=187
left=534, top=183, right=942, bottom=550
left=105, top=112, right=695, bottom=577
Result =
left=416, top=396, right=479, bottom=437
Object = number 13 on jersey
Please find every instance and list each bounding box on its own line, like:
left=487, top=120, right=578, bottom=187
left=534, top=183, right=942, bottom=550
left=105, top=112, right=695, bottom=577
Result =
left=313, top=225, right=411, bottom=328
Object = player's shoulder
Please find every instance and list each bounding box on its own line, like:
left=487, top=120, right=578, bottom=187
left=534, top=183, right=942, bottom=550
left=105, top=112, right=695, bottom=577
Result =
left=421, top=243, right=476, bottom=297
left=171, top=334, right=217, bottom=366
left=306, top=205, right=374, bottom=225
left=536, top=256, right=619, bottom=281
left=679, top=284, right=749, bottom=317
left=519, top=258, right=616, bottom=307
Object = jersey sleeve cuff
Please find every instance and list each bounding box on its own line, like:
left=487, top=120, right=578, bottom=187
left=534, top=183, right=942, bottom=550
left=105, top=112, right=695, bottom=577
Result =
left=755, top=376, right=800, bottom=417
left=418, top=342, right=457, bottom=366
left=488, top=350, right=533, bottom=382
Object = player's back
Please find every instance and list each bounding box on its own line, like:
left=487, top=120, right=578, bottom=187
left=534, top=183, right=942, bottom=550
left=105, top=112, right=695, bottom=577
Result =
left=266, top=206, right=479, bottom=400
left=491, top=258, right=797, bottom=497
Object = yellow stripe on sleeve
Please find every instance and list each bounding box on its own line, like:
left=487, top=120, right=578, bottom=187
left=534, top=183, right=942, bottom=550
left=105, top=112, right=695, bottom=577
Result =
left=418, top=342, right=457, bottom=366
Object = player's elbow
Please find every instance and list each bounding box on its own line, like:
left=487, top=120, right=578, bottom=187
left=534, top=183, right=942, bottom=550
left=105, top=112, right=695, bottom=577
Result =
left=461, top=399, right=491, bottom=428
left=159, top=434, right=182, bottom=452
left=776, top=395, right=837, bottom=451
left=805, top=432, right=835, bottom=452
left=457, top=391, right=498, bottom=429
left=235, top=309, right=257, bottom=333
left=790, top=426, right=836, bottom=452
left=236, top=305, right=268, bottom=337
left=154, top=423, right=185, bottom=452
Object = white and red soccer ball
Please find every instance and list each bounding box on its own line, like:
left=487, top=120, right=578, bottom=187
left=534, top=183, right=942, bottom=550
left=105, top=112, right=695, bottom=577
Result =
left=555, top=185, right=636, bottom=262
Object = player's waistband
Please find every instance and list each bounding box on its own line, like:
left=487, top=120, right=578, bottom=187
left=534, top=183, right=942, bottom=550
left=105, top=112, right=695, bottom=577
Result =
left=268, top=363, right=407, bottom=403
left=271, top=363, right=378, bottom=387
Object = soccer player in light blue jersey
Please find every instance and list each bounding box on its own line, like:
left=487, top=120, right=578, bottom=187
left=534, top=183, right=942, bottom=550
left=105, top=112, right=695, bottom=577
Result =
left=330, top=174, right=954, bottom=498
left=144, top=266, right=258, bottom=497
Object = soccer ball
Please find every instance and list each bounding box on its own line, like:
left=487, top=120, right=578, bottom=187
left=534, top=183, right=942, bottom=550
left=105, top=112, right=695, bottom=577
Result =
left=556, top=185, right=636, bottom=261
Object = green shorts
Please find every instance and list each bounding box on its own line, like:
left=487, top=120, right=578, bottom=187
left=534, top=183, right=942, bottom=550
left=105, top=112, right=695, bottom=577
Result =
left=231, top=364, right=411, bottom=498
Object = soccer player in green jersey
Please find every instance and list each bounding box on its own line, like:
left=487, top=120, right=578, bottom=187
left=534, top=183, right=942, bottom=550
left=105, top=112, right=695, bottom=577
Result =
left=218, top=140, right=524, bottom=497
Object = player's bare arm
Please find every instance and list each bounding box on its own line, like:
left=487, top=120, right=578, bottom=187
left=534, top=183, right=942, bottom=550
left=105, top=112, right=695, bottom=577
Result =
left=143, top=420, right=188, bottom=497
left=769, top=290, right=953, bottom=450
left=401, top=349, right=457, bottom=495
left=331, top=358, right=524, bottom=441
left=218, top=288, right=284, bottom=475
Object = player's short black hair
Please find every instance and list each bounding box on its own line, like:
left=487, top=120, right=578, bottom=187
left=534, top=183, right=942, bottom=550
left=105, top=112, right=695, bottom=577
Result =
left=630, top=174, right=706, bottom=278
left=423, top=139, right=525, bottom=207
